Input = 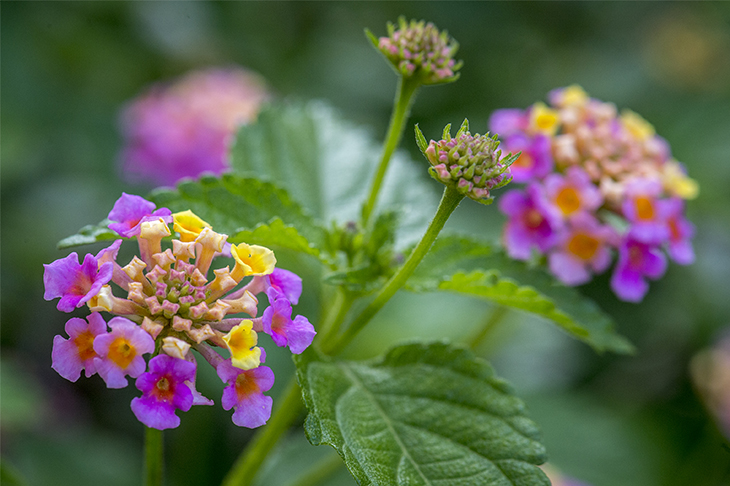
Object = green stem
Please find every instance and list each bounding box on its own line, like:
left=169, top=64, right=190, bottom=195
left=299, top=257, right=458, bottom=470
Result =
left=287, top=452, right=344, bottom=486
left=361, top=76, right=421, bottom=226
left=323, top=186, right=464, bottom=354
left=144, top=427, right=164, bottom=486
left=466, top=305, right=509, bottom=350
left=222, top=377, right=304, bottom=486
left=317, top=287, right=352, bottom=342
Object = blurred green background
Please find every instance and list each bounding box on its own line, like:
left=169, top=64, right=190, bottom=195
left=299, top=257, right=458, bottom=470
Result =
left=3, top=2, right=730, bottom=485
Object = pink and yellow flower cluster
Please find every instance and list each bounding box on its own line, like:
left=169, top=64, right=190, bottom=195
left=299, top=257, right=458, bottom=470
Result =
left=44, top=193, right=315, bottom=430
left=491, top=86, right=697, bottom=302
left=120, top=68, right=270, bottom=187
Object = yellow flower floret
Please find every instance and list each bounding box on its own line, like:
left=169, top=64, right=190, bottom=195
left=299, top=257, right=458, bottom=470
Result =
left=230, top=243, right=276, bottom=281
left=223, top=320, right=262, bottom=370
left=173, top=210, right=212, bottom=242
left=620, top=109, right=655, bottom=141
left=663, top=161, right=699, bottom=200
left=560, top=85, right=589, bottom=107
left=529, top=102, right=560, bottom=136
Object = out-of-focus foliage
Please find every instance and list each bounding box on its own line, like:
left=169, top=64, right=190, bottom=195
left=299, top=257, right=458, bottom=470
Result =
left=3, top=3, right=730, bottom=486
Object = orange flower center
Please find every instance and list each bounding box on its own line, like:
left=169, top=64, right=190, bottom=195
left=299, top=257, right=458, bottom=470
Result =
left=555, top=187, right=581, bottom=215
left=524, top=209, right=544, bottom=229
left=568, top=233, right=600, bottom=261
left=152, top=376, right=175, bottom=402
left=73, top=330, right=97, bottom=361
left=635, top=197, right=654, bottom=221
left=108, top=337, right=136, bottom=369
left=235, top=372, right=259, bottom=400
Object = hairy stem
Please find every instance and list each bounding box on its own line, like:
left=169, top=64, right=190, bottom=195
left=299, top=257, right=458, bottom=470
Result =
left=361, top=76, right=421, bottom=226
left=323, top=186, right=464, bottom=354
left=222, top=377, right=304, bottom=486
left=144, top=427, right=164, bottom=486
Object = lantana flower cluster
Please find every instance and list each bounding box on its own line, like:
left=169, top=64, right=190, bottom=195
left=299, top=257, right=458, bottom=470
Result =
left=373, top=17, right=462, bottom=84
left=44, top=193, right=315, bottom=430
left=120, top=67, right=270, bottom=187
left=691, top=331, right=730, bottom=440
left=490, top=85, right=698, bottom=302
left=419, top=120, right=513, bottom=204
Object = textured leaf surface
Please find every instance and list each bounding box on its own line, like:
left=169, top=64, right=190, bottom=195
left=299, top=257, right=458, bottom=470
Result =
left=407, top=236, right=633, bottom=354
left=150, top=174, right=330, bottom=261
left=296, top=342, right=549, bottom=486
left=57, top=220, right=120, bottom=249
left=230, top=101, right=438, bottom=248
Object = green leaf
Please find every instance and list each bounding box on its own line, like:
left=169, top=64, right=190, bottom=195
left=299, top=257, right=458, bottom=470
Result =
left=229, top=218, right=321, bottom=259
left=407, top=235, right=634, bottom=354
left=229, top=101, right=438, bottom=249
left=296, top=342, right=549, bottom=486
left=150, top=174, right=330, bottom=262
left=57, top=219, right=120, bottom=249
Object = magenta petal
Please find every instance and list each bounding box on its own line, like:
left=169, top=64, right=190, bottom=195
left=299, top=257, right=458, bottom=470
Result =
left=231, top=393, right=272, bottom=428
left=131, top=396, right=180, bottom=430
left=488, top=108, right=526, bottom=137
left=107, top=193, right=172, bottom=237
left=549, top=252, right=590, bottom=286
left=643, top=247, right=667, bottom=279
left=611, top=266, right=648, bottom=303
left=268, top=268, right=303, bottom=305
left=285, top=315, right=316, bottom=354
left=51, top=336, right=85, bottom=382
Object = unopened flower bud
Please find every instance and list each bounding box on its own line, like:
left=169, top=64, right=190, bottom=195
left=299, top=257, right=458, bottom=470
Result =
left=415, top=119, right=515, bottom=204
left=368, top=17, right=462, bottom=85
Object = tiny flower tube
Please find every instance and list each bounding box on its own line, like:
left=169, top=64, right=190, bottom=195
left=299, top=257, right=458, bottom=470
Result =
left=93, top=317, right=155, bottom=388
left=262, top=297, right=316, bottom=354
left=52, top=312, right=108, bottom=382
left=43, top=253, right=114, bottom=312
left=621, top=178, right=671, bottom=244
left=217, top=358, right=274, bottom=428
left=542, top=166, right=603, bottom=220
left=548, top=214, right=617, bottom=286
left=664, top=198, right=695, bottom=265
left=108, top=193, right=172, bottom=238
left=223, top=320, right=262, bottom=370
left=230, top=243, right=276, bottom=281
left=499, top=184, right=562, bottom=260
left=131, top=354, right=196, bottom=430
left=610, top=236, right=667, bottom=302
left=502, top=132, right=553, bottom=183
left=173, top=210, right=211, bottom=243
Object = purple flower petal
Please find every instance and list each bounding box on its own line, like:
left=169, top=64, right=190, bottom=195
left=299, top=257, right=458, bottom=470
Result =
left=107, top=193, right=172, bottom=238
left=93, top=317, right=155, bottom=389
left=43, top=253, right=113, bottom=312
left=262, top=299, right=316, bottom=354
left=267, top=269, right=303, bottom=305
left=51, top=313, right=108, bottom=381
left=217, top=360, right=275, bottom=428
left=130, top=355, right=196, bottom=430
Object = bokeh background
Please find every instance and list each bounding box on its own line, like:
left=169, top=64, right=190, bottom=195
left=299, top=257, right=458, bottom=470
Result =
left=3, top=2, right=730, bottom=486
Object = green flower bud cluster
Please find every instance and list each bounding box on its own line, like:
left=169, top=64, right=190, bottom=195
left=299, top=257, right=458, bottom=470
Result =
left=367, top=17, right=462, bottom=85
left=416, top=120, right=516, bottom=204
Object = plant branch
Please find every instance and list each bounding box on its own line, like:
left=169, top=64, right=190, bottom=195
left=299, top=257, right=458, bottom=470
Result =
left=323, top=186, right=464, bottom=354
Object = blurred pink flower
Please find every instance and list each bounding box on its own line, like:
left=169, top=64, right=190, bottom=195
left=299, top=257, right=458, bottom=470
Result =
left=120, top=67, right=270, bottom=186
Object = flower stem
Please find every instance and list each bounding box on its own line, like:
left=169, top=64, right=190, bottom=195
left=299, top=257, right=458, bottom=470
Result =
left=361, top=76, right=421, bottom=226
left=323, top=186, right=464, bottom=354
left=144, top=427, right=164, bottom=486
left=466, top=305, right=509, bottom=350
left=222, top=377, right=304, bottom=486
